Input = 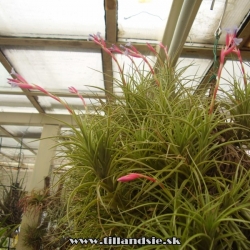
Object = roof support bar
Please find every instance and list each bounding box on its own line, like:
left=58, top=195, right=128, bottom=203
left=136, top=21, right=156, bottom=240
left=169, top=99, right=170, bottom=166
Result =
left=168, top=0, right=202, bottom=66
left=103, top=0, right=117, bottom=101
left=0, top=126, right=37, bottom=155
left=158, top=0, right=184, bottom=58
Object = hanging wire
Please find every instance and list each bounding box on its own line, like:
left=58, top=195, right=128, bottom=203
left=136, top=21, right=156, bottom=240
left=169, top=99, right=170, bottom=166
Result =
left=208, top=0, right=228, bottom=97
left=214, top=0, right=228, bottom=37
left=14, top=122, right=32, bottom=184
left=210, top=0, right=216, bottom=10
left=15, top=138, right=23, bottom=184
left=0, top=137, right=2, bottom=154
left=124, top=11, right=167, bottom=20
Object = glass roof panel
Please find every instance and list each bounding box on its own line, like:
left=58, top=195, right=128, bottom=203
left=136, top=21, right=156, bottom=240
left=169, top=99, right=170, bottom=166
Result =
left=0, top=0, right=105, bottom=39
left=0, top=137, right=20, bottom=148
left=22, top=139, right=40, bottom=149
left=38, top=96, right=102, bottom=113
left=1, top=125, right=42, bottom=137
left=118, top=0, right=173, bottom=41
left=188, top=0, right=250, bottom=45
left=2, top=47, right=105, bottom=93
left=18, top=149, right=35, bottom=157
left=112, top=54, right=156, bottom=94
left=176, top=58, right=213, bottom=89
left=0, top=94, right=39, bottom=113
left=0, top=149, right=35, bottom=159
left=0, top=147, right=24, bottom=158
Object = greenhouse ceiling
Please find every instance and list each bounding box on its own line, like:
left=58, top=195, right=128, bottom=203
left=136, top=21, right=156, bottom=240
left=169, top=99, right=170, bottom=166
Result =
left=0, top=0, right=250, bottom=169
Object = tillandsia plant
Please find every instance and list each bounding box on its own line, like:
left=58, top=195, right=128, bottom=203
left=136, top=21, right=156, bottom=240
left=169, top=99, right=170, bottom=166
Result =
left=7, top=29, right=250, bottom=250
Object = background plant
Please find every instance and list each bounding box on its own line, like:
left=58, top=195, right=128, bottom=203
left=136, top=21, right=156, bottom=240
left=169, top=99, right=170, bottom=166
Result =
left=19, top=176, right=69, bottom=250
left=0, top=168, right=25, bottom=249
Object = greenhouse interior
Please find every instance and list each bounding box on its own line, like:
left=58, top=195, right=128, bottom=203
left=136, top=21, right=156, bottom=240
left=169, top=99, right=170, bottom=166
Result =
left=0, top=0, right=250, bottom=249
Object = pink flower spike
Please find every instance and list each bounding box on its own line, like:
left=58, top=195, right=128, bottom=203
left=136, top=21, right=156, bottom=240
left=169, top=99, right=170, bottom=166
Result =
left=68, top=86, right=86, bottom=107
left=125, top=42, right=131, bottom=47
left=125, top=42, right=139, bottom=53
left=117, top=173, right=156, bottom=183
left=146, top=43, right=157, bottom=55
left=131, top=45, right=139, bottom=54
left=7, top=78, right=19, bottom=83
left=68, top=86, right=78, bottom=94
left=10, top=68, right=29, bottom=84
left=7, top=79, right=18, bottom=87
left=7, top=79, right=36, bottom=90
left=96, top=32, right=101, bottom=37
left=88, top=34, right=94, bottom=41
left=109, top=44, right=123, bottom=54
left=159, top=42, right=166, bottom=49
left=125, top=49, right=142, bottom=58
left=117, top=173, right=142, bottom=182
left=124, top=49, right=129, bottom=56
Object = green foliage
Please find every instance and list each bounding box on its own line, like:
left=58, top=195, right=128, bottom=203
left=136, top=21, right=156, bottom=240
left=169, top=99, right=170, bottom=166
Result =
left=0, top=174, right=25, bottom=249
left=49, top=58, right=250, bottom=250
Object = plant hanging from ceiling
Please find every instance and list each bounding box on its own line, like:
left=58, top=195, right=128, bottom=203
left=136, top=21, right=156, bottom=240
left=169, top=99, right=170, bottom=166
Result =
left=6, top=27, right=250, bottom=249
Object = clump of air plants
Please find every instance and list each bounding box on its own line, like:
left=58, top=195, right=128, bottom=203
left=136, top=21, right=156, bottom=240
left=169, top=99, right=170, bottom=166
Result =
left=22, top=224, right=45, bottom=250
left=0, top=182, right=25, bottom=228
left=0, top=180, right=26, bottom=246
left=7, top=28, right=250, bottom=249
left=19, top=176, right=68, bottom=250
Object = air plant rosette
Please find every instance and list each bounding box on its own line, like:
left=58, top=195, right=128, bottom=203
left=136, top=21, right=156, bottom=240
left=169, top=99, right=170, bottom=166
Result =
left=6, top=28, right=250, bottom=249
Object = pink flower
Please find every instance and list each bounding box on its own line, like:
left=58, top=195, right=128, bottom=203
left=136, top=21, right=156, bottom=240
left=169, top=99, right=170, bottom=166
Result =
left=209, top=27, right=245, bottom=114
left=68, top=86, right=78, bottom=94
left=125, top=42, right=139, bottom=54
left=146, top=43, right=157, bottom=55
left=11, top=68, right=29, bottom=84
left=89, top=33, right=126, bottom=85
left=109, top=44, right=123, bottom=54
left=159, top=42, right=169, bottom=61
left=7, top=78, right=36, bottom=89
left=117, top=173, right=165, bottom=190
left=68, top=86, right=86, bottom=107
left=117, top=173, right=156, bottom=183
left=159, top=42, right=166, bottom=49
left=89, top=32, right=106, bottom=47
left=8, top=68, right=73, bottom=114
left=222, top=27, right=243, bottom=60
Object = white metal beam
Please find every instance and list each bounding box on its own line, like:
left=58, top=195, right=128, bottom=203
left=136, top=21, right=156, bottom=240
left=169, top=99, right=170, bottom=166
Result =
left=157, top=0, right=184, bottom=60
left=168, top=0, right=202, bottom=65
left=0, top=112, right=79, bottom=126
left=0, top=37, right=249, bottom=59
left=29, top=124, right=60, bottom=190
